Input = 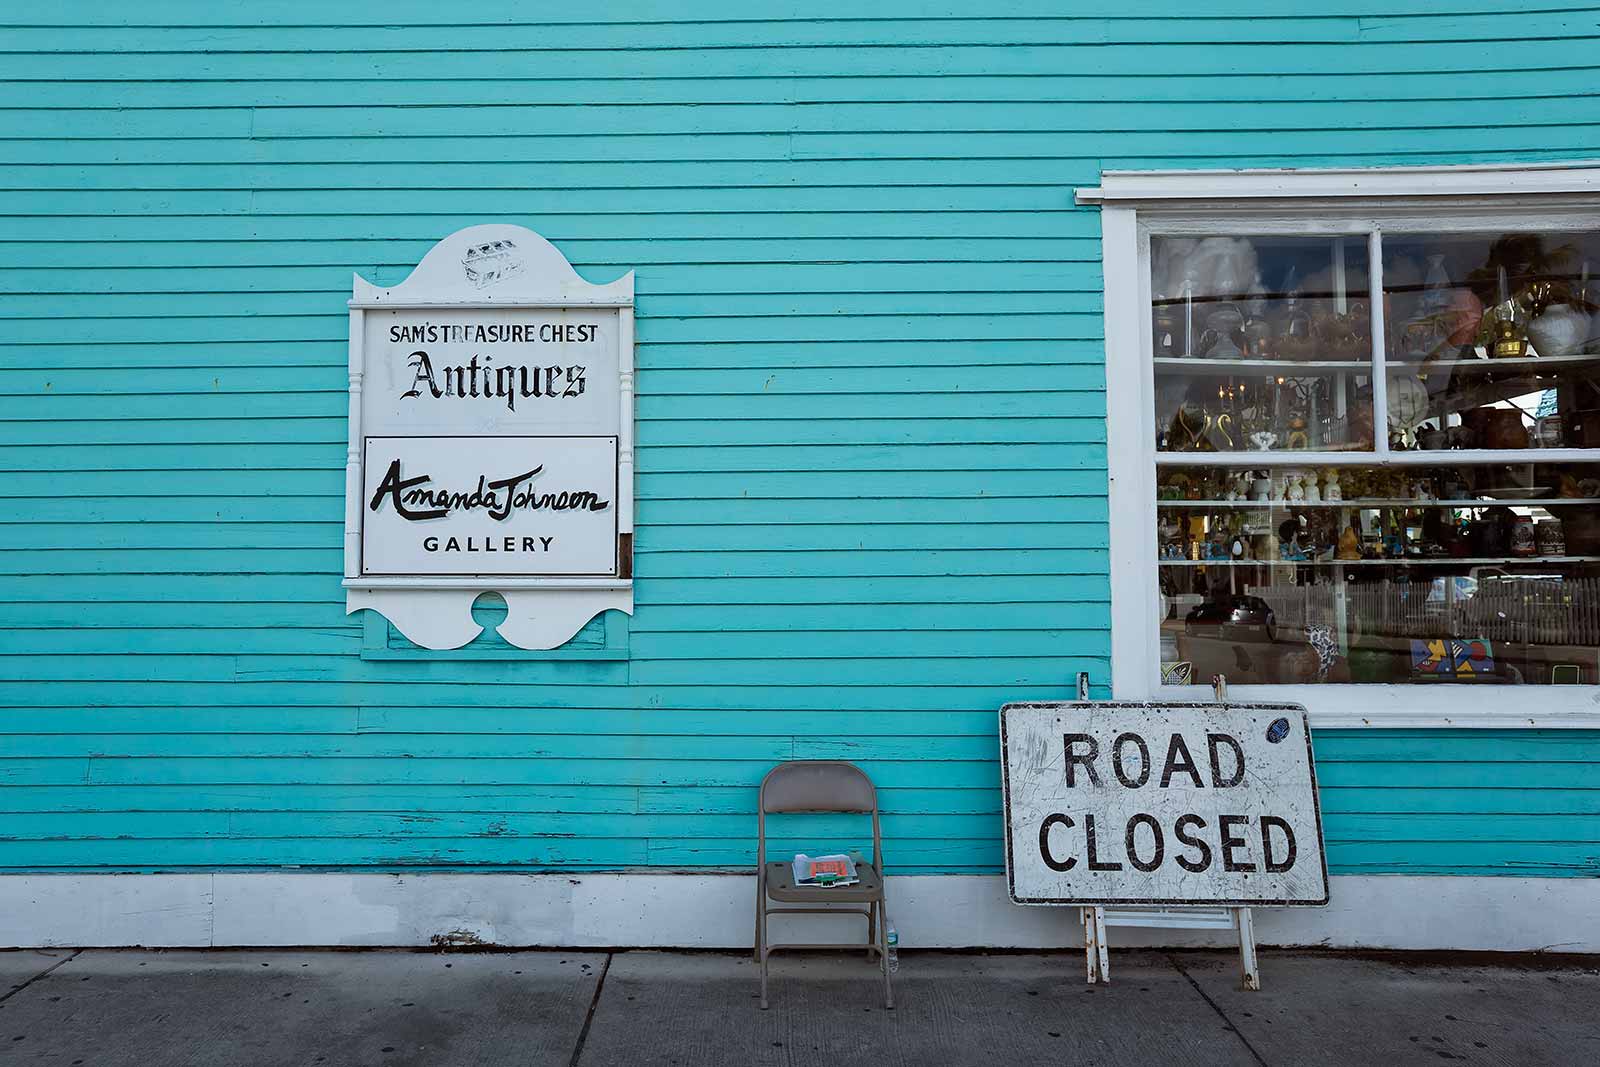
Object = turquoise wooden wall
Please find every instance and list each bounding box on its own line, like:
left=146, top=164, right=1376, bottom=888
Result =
left=2, top=2, right=1598, bottom=878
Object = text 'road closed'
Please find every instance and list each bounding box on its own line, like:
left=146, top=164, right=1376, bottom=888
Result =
left=1000, top=703, right=1328, bottom=906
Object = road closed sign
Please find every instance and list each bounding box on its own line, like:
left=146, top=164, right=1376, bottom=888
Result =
left=1000, top=702, right=1328, bottom=906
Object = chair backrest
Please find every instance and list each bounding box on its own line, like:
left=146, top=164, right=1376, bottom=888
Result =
left=760, top=760, right=876, bottom=814
left=757, top=761, right=882, bottom=869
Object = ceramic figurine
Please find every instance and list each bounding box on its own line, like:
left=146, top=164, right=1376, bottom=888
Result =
left=1286, top=472, right=1306, bottom=502
left=1323, top=469, right=1342, bottom=502
left=1249, top=430, right=1278, bottom=451
left=1252, top=475, right=1272, bottom=502
left=1336, top=525, right=1363, bottom=560
left=1304, top=474, right=1321, bottom=504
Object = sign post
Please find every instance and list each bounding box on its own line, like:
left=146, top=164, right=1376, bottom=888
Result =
left=1000, top=677, right=1328, bottom=988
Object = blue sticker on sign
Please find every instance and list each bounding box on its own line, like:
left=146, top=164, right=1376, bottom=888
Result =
left=1266, top=717, right=1291, bottom=744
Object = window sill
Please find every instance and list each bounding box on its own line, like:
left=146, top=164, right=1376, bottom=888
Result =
left=1152, top=682, right=1600, bottom=728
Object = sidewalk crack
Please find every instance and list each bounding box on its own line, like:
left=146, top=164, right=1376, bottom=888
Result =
left=568, top=952, right=613, bottom=1067
left=0, top=949, right=82, bottom=1006
left=1168, top=952, right=1269, bottom=1067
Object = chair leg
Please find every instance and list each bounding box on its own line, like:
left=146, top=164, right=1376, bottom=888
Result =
left=753, top=870, right=762, bottom=963
left=758, top=897, right=771, bottom=1010
left=867, top=900, right=877, bottom=959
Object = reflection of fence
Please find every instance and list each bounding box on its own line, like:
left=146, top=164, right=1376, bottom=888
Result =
left=1458, top=576, right=1600, bottom=647
left=1251, top=582, right=1335, bottom=633
left=1248, top=574, right=1600, bottom=646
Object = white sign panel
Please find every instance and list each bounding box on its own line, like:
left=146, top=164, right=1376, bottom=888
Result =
left=361, top=436, right=618, bottom=577
left=363, top=308, right=619, bottom=438
left=1000, top=702, right=1328, bottom=906
left=343, top=223, right=636, bottom=650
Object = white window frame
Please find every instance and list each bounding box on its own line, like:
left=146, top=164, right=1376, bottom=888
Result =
left=1080, top=162, right=1600, bottom=727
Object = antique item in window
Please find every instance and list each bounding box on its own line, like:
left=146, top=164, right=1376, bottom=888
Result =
left=1537, top=518, right=1566, bottom=556
left=1198, top=301, right=1246, bottom=359
left=1511, top=514, right=1538, bottom=557
left=1483, top=266, right=1531, bottom=358
left=1314, top=299, right=1369, bottom=360
left=1386, top=373, right=1429, bottom=437
left=1322, top=469, right=1342, bottom=501
left=1242, top=278, right=1273, bottom=357
left=1526, top=281, right=1589, bottom=356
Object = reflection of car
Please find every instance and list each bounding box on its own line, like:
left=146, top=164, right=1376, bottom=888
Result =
left=1185, top=595, right=1278, bottom=643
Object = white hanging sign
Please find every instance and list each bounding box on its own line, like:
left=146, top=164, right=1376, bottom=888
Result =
left=1000, top=701, right=1329, bottom=906
left=343, top=225, right=635, bottom=650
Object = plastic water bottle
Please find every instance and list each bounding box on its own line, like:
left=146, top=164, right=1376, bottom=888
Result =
left=885, top=921, right=899, bottom=973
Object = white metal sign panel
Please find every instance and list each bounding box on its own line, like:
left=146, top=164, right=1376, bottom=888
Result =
left=361, top=436, right=618, bottom=577
left=1000, top=702, right=1329, bottom=906
left=362, top=308, right=619, bottom=439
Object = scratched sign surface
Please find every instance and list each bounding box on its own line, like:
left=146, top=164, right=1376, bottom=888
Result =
left=1000, top=702, right=1328, bottom=906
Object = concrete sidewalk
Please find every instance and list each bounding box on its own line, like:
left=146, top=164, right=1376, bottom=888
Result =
left=1, top=948, right=1595, bottom=1067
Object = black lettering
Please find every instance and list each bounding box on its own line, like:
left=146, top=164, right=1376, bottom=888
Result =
left=1125, top=813, right=1164, bottom=873
left=1219, top=814, right=1255, bottom=872
left=423, top=536, right=439, bottom=552
left=1084, top=814, right=1122, bottom=871
left=1038, top=813, right=1076, bottom=872
left=1063, top=733, right=1101, bottom=787
left=1112, top=732, right=1151, bottom=789
left=1160, top=734, right=1205, bottom=788
left=1207, top=733, right=1246, bottom=788
left=1173, top=814, right=1212, bottom=873
left=1260, top=816, right=1297, bottom=873
left=401, top=351, right=443, bottom=400
left=484, top=467, right=544, bottom=521
left=368, top=459, right=447, bottom=520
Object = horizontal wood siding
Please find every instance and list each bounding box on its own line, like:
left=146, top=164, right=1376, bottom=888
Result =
left=2, top=3, right=1598, bottom=877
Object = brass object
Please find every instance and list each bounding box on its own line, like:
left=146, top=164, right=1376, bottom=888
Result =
left=1285, top=411, right=1310, bottom=450
left=1170, top=403, right=1213, bottom=451
left=1214, top=413, right=1234, bottom=450
left=1488, top=304, right=1529, bottom=358
left=1313, top=300, right=1370, bottom=361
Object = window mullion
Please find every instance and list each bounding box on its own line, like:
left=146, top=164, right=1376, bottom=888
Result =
left=1369, top=226, right=1391, bottom=459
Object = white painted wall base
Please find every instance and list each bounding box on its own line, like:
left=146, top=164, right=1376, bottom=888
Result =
left=0, top=873, right=1592, bottom=953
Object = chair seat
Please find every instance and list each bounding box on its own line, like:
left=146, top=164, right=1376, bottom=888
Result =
left=763, top=860, right=883, bottom=903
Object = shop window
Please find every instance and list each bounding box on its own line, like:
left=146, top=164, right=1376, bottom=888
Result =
left=1086, top=166, right=1600, bottom=723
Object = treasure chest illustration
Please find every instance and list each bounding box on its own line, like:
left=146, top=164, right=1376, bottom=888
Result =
left=462, top=239, right=526, bottom=289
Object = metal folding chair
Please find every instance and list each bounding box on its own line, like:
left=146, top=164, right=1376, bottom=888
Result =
left=753, top=760, right=893, bottom=1010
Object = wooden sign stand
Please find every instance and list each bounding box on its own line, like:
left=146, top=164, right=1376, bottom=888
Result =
left=1073, top=673, right=1261, bottom=991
